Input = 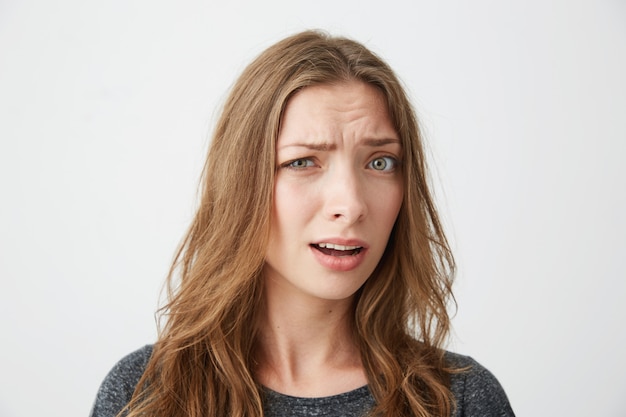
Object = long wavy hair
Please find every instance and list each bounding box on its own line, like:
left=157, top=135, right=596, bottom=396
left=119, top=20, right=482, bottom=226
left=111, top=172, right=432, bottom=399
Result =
left=124, top=30, right=456, bottom=417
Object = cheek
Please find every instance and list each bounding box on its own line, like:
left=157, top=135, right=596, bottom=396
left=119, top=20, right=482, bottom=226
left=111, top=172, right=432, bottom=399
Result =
left=392, top=186, right=404, bottom=218
left=271, top=180, right=315, bottom=233
left=372, top=183, right=403, bottom=225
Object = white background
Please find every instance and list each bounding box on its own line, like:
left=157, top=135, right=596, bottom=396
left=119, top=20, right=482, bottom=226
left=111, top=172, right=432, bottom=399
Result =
left=1, top=1, right=625, bottom=416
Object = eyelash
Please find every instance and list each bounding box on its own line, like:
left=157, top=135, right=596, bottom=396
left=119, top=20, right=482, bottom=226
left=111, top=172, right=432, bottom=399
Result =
left=280, top=156, right=400, bottom=172
left=368, top=156, right=398, bottom=172
left=281, top=158, right=316, bottom=170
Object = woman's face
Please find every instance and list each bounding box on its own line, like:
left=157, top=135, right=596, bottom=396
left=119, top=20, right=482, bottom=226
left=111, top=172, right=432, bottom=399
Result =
left=264, top=81, right=403, bottom=304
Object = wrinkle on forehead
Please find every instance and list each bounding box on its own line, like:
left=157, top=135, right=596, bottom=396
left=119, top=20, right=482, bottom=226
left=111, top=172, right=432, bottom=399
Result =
left=277, top=81, right=399, bottom=149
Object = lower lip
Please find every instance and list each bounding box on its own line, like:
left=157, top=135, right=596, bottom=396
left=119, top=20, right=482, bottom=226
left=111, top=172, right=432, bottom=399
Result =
left=310, top=246, right=367, bottom=271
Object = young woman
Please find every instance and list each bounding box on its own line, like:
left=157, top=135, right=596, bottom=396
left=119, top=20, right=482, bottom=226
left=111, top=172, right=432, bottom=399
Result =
left=90, top=31, right=514, bottom=417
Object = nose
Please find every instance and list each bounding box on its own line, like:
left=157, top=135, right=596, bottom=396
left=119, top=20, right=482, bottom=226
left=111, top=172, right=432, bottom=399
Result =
left=323, top=167, right=368, bottom=224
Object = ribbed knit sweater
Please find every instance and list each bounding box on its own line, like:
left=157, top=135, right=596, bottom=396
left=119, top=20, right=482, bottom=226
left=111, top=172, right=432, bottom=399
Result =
left=90, top=345, right=514, bottom=417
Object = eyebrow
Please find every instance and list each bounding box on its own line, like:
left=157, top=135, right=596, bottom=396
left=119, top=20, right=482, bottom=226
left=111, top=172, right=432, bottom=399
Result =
left=363, top=138, right=401, bottom=147
left=279, top=138, right=400, bottom=151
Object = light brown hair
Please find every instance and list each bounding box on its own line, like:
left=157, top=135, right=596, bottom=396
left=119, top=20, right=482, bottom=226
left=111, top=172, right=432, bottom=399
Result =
left=124, top=30, right=456, bottom=417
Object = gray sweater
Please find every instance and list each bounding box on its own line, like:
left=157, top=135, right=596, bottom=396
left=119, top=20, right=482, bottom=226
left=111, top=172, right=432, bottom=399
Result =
left=90, top=345, right=514, bottom=417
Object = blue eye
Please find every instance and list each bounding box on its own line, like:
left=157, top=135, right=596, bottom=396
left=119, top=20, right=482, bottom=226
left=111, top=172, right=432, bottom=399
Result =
left=369, top=156, right=397, bottom=172
left=285, top=158, right=315, bottom=169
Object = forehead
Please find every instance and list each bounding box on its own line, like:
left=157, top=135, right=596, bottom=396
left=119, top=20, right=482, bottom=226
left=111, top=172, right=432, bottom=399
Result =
left=278, top=81, right=398, bottom=145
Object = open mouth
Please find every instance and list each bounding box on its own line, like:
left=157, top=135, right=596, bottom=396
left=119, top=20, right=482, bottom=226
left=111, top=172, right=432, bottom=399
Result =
left=311, top=243, right=363, bottom=257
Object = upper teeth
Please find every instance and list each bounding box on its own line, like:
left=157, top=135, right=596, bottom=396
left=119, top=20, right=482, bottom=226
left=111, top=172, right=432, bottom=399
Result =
left=318, top=243, right=361, bottom=251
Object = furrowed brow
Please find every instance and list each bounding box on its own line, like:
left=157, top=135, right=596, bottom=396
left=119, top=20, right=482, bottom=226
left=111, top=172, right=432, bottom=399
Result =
left=280, top=143, right=337, bottom=151
left=278, top=139, right=400, bottom=151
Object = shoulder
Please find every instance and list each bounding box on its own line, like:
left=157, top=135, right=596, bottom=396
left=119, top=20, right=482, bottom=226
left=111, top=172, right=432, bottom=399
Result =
left=444, top=351, right=515, bottom=417
left=89, top=345, right=154, bottom=417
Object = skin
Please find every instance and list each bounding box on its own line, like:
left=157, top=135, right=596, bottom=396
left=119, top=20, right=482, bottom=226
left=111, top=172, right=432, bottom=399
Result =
left=256, top=81, right=403, bottom=397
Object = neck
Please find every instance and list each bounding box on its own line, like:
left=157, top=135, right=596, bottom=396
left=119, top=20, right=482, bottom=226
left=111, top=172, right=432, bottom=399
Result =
left=253, top=278, right=367, bottom=397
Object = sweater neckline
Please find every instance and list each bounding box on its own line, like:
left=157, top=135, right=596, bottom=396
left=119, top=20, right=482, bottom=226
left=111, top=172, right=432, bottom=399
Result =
left=263, top=384, right=371, bottom=404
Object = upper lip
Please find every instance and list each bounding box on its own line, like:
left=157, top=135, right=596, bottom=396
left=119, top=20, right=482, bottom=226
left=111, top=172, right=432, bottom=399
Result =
left=311, top=238, right=368, bottom=249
